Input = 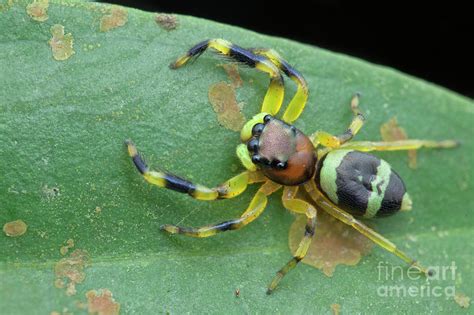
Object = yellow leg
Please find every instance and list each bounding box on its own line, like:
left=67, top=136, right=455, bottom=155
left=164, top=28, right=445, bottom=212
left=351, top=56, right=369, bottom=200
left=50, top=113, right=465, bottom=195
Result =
left=252, top=49, right=309, bottom=123
left=304, top=181, right=432, bottom=276
left=161, top=181, right=281, bottom=238
left=126, top=140, right=262, bottom=200
left=340, top=139, right=460, bottom=152
left=240, top=112, right=269, bottom=142
left=236, top=143, right=257, bottom=171
left=266, top=186, right=317, bottom=294
left=170, top=39, right=284, bottom=116
left=311, top=93, right=365, bottom=149
left=247, top=171, right=268, bottom=184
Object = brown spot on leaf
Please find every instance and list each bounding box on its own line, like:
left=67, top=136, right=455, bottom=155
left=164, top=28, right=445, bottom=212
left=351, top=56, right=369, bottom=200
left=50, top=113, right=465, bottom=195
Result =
left=155, top=13, right=178, bottom=30
left=26, top=0, right=49, bottom=22
left=208, top=82, right=246, bottom=131
left=331, top=303, right=341, bottom=315
left=3, top=219, right=28, bottom=237
left=54, top=249, right=89, bottom=296
left=86, top=289, right=120, bottom=315
left=48, top=24, right=75, bottom=61
left=289, top=211, right=372, bottom=277
left=380, top=117, right=417, bottom=169
left=100, top=6, right=128, bottom=32
left=454, top=292, right=471, bottom=309
left=220, top=64, right=243, bottom=88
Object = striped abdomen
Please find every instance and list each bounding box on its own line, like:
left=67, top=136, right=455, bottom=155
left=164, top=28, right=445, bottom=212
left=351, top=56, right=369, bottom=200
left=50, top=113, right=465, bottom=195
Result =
left=315, top=150, right=412, bottom=218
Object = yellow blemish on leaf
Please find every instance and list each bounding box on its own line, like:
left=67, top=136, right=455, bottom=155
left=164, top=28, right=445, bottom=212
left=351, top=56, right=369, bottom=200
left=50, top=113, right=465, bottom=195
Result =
left=54, top=249, right=89, bottom=296
left=289, top=211, right=372, bottom=277
left=380, top=117, right=417, bottom=169
left=219, top=64, right=243, bottom=88
left=60, top=238, right=75, bottom=255
left=0, top=0, right=14, bottom=12
left=50, top=308, right=71, bottom=315
left=331, top=303, right=341, bottom=315
left=86, top=289, right=121, bottom=315
left=48, top=24, right=75, bottom=61
left=100, top=6, right=128, bottom=32
left=82, top=43, right=101, bottom=52
left=75, top=300, right=88, bottom=310
left=155, top=13, right=178, bottom=31
left=454, top=292, right=471, bottom=309
left=208, top=82, right=246, bottom=132
left=42, top=184, right=60, bottom=200
left=26, top=0, right=49, bottom=22
left=3, top=219, right=28, bottom=237
left=54, top=278, right=65, bottom=289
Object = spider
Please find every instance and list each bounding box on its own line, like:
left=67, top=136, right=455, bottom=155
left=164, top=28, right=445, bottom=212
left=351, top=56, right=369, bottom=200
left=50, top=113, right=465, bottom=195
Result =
left=125, top=39, right=458, bottom=294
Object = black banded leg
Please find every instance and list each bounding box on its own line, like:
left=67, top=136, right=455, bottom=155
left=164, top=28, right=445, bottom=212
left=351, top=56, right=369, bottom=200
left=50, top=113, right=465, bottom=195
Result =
left=251, top=48, right=309, bottom=123
left=125, top=140, right=259, bottom=200
left=170, top=39, right=285, bottom=116
left=161, top=181, right=282, bottom=238
left=266, top=186, right=317, bottom=294
left=304, top=181, right=432, bottom=276
left=311, top=93, right=366, bottom=149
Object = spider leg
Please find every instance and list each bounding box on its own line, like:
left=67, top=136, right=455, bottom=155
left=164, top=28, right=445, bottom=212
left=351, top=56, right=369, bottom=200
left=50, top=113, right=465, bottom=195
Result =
left=170, top=39, right=284, bottom=116
left=340, top=139, right=460, bottom=152
left=236, top=143, right=257, bottom=171
left=125, top=140, right=265, bottom=200
left=304, top=181, right=432, bottom=275
left=251, top=48, right=309, bottom=123
left=311, top=93, right=365, bottom=148
left=266, top=186, right=317, bottom=294
left=161, top=181, right=282, bottom=238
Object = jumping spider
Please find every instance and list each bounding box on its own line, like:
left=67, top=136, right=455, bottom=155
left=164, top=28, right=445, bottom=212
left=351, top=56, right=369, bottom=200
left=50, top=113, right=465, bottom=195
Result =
left=125, top=39, right=458, bottom=294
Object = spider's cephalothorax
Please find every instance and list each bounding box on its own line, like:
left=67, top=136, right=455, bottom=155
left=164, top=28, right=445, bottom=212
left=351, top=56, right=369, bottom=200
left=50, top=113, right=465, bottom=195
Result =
left=246, top=115, right=317, bottom=186
left=125, top=38, right=458, bottom=295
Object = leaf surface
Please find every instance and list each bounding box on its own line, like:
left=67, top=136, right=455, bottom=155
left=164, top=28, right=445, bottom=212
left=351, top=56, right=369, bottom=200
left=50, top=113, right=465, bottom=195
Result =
left=1, top=1, right=473, bottom=313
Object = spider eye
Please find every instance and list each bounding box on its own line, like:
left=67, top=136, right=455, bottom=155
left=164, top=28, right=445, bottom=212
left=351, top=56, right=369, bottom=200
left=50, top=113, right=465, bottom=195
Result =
left=271, top=160, right=288, bottom=169
left=252, top=123, right=265, bottom=136
left=251, top=155, right=261, bottom=164
left=252, top=154, right=273, bottom=166
left=247, top=138, right=259, bottom=152
left=253, top=155, right=270, bottom=165
left=263, top=114, right=272, bottom=123
left=290, top=125, right=297, bottom=135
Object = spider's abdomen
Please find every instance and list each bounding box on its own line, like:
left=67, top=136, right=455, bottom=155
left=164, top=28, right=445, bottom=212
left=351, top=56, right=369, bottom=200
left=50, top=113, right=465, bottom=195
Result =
left=315, top=149, right=412, bottom=218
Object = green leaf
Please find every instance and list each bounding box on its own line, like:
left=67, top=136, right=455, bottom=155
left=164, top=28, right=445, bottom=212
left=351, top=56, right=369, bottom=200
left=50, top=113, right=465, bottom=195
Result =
left=1, top=0, right=473, bottom=313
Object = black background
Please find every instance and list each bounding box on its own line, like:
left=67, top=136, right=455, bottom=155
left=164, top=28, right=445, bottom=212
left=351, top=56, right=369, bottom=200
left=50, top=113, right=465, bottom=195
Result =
left=105, top=1, right=473, bottom=98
